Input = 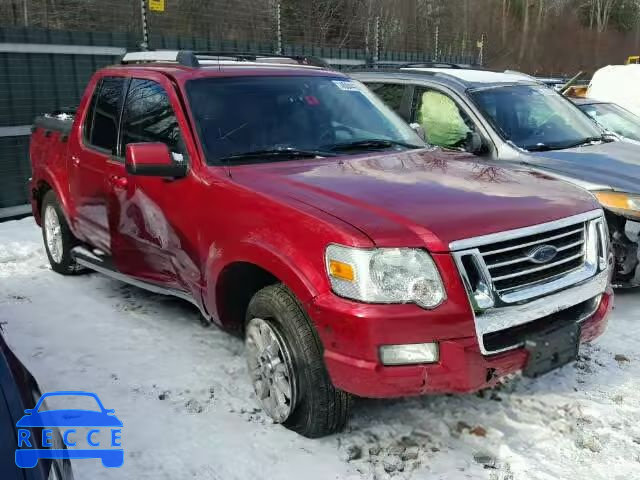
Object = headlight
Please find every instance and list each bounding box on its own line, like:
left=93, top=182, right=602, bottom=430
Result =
left=593, top=191, right=640, bottom=220
left=325, top=245, right=446, bottom=308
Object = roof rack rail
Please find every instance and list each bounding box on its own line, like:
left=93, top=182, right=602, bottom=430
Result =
left=193, top=51, right=330, bottom=68
left=121, top=50, right=329, bottom=68
left=349, top=61, right=479, bottom=72
left=121, top=50, right=197, bottom=66
left=402, top=62, right=470, bottom=70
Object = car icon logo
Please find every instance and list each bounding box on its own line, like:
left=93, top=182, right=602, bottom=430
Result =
left=15, top=391, right=123, bottom=469
left=527, top=245, right=559, bottom=264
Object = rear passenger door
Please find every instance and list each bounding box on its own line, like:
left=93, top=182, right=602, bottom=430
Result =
left=68, top=76, right=128, bottom=252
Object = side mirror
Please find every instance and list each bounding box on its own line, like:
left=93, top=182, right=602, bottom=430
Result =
left=409, top=122, right=426, bottom=141
left=466, top=132, right=484, bottom=155
left=125, top=143, right=187, bottom=178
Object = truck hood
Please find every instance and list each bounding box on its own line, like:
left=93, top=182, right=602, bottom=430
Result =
left=230, top=149, right=600, bottom=251
left=525, top=140, right=640, bottom=193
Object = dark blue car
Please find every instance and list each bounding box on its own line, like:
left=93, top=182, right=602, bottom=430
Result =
left=0, top=332, right=74, bottom=479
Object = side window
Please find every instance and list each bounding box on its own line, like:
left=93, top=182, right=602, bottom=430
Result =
left=367, top=83, right=406, bottom=116
left=121, top=79, right=185, bottom=158
left=83, top=86, right=99, bottom=146
left=412, top=87, right=476, bottom=150
left=85, top=77, right=125, bottom=154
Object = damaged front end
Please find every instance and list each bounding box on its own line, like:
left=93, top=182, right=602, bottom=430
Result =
left=605, top=211, right=640, bottom=287
left=592, top=191, right=640, bottom=287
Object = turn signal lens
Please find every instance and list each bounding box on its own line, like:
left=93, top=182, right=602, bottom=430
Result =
left=594, top=191, right=640, bottom=220
left=329, top=260, right=355, bottom=282
left=595, top=192, right=629, bottom=209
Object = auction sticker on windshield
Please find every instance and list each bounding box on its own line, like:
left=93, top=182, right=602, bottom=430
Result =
left=333, top=80, right=363, bottom=92
left=15, top=391, right=123, bottom=469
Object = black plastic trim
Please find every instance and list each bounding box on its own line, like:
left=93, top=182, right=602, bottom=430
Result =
left=125, top=162, right=188, bottom=178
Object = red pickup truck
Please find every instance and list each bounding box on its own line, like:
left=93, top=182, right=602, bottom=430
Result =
left=29, top=51, right=613, bottom=437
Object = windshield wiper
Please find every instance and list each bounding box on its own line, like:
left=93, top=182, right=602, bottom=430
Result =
left=217, top=148, right=335, bottom=163
left=324, top=139, right=422, bottom=153
left=526, top=135, right=610, bottom=152
left=560, top=136, right=609, bottom=149
left=525, top=143, right=555, bottom=152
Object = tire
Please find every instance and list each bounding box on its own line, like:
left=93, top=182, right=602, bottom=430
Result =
left=245, top=283, right=351, bottom=438
left=41, top=190, right=83, bottom=275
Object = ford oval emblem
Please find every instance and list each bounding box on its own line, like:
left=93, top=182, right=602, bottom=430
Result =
left=527, top=245, right=559, bottom=264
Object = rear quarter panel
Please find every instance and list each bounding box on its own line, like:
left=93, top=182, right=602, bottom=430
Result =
left=30, top=128, right=71, bottom=225
left=30, top=72, right=101, bottom=227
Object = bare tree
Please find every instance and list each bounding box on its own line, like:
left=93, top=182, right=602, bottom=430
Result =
left=518, top=0, right=534, bottom=66
left=1, top=0, right=640, bottom=75
left=590, top=0, right=619, bottom=32
left=502, top=0, right=510, bottom=46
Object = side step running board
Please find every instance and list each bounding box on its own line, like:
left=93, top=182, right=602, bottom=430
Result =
left=70, top=246, right=211, bottom=321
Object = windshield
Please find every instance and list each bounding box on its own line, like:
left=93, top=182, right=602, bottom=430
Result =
left=578, top=102, right=640, bottom=142
left=186, top=76, right=425, bottom=164
left=470, top=85, right=602, bottom=151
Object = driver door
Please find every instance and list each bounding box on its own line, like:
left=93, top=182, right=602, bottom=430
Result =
left=108, top=76, right=191, bottom=290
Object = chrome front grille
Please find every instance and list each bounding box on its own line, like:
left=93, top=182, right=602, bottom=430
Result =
left=450, top=209, right=610, bottom=355
left=479, top=223, right=586, bottom=295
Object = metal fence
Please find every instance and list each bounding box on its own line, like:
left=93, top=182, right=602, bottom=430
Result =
left=0, top=0, right=483, bottom=213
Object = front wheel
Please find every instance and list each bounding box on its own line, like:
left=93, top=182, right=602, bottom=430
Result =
left=245, top=284, right=351, bottom=438
left=41, top=190, right=83, bottom=275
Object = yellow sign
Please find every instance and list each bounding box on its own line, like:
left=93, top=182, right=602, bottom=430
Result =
left=148, top=0, right=165, bottom=12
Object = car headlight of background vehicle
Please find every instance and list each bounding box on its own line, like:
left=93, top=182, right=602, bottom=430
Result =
left=325, top=245, right=446, bottom=308
left=594, top=191, right=640, bottom=221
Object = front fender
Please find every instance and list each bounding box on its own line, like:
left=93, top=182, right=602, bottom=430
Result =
left=203, top=236, right=325, bottom=322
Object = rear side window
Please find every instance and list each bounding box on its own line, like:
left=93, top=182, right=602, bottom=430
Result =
left=121, top=79, right=184, bottom=155
left=84, top=77, right=126, bottom=154
left=367, top=83, right=406, bottom=117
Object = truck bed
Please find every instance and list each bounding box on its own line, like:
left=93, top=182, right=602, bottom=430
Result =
left=30, top=110, right=77, bottom=208
left=33, top=111, right=75, bottom=135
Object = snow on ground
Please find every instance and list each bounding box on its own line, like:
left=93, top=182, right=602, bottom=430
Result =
left=1, top=217, right=639, bottom=480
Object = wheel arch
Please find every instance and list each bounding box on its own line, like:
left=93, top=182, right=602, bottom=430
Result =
left=207, top=242, right=321, bottom=333
left=33, top=169, right=74, bottom=229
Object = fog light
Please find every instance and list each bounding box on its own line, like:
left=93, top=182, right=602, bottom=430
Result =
left=379, top=343, right=439, bottom=365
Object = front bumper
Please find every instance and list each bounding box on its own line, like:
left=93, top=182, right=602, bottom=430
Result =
left=312, top=270, right=613, bottom=398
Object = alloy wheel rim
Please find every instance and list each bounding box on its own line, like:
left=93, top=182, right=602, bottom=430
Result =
left=245, top=317, right=297, bottom=423
left=44, top=205, right=63, bottom=264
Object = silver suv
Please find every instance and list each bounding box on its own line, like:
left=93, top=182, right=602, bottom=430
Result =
left=352, top=66, right=640, bottom=286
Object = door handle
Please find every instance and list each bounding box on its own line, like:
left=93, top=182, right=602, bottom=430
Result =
left=71, top=156, right=80, bottom=166
left=109, top=175, right=128, bottom=189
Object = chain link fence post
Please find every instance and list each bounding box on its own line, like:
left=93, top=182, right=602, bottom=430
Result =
left=140, top=0, right=149, bottom=50
left=22, top=0, right=29, bottom=26
left=373, top=16, right=380, bottom=64
left=477, top=32, right=486, bottom=67
left=276, top=0, right=283, bottom=54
